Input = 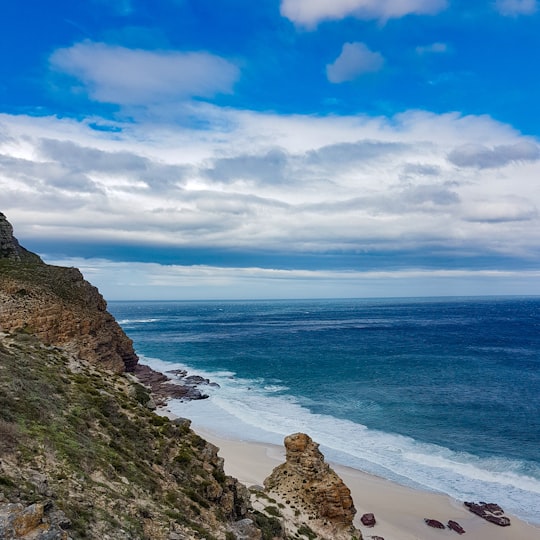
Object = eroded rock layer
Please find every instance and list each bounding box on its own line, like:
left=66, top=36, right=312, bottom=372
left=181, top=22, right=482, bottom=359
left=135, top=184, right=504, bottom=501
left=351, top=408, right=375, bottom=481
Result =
left=264, top=432, right=362, bottom=540
left=0, top=212, right=137, bottom=372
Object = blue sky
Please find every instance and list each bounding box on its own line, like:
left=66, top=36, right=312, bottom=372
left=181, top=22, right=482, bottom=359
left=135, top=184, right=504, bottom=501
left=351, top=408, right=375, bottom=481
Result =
left=1, top=0, right=540, bottom=299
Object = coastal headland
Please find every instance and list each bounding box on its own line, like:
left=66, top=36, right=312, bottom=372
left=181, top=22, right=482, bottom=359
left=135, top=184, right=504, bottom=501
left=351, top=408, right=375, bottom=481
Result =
left=1, top=210, right=539, bottom=540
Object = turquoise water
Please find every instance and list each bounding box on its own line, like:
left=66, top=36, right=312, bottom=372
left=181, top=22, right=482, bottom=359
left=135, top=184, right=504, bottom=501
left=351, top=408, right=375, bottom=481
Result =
left=109, top=297, right=540, bottom=523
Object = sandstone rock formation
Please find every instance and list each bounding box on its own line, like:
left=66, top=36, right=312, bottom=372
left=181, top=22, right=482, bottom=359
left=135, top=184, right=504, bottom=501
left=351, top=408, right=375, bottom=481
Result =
left=0, top=212, right=138, bottom=372
left=264, top=432, right=362, bottom=540
left=0, top=501, right=70, bottom=539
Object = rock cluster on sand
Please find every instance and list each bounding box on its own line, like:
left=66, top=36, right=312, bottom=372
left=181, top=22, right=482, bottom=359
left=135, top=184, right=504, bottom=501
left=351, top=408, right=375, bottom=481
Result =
left=263, top=432, right=362, bottom=540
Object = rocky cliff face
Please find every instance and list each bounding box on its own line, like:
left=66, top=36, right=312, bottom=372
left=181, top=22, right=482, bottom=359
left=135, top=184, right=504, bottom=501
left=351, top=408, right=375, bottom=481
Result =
left=0, top=212, right=137, bottom=372
left=0, top=213, right=41, bottom=263
left=263, top=433, right=362, bottom=540
left=0, top=212, right=269, bottom=539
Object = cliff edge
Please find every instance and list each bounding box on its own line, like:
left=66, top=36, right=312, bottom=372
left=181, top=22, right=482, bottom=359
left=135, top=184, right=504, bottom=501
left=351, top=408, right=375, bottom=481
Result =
left=0, top=212, right=137, bottom=372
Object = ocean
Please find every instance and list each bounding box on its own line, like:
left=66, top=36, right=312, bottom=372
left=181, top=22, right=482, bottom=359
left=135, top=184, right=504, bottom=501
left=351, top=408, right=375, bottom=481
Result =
left=108, top=297, right=540, bottom=524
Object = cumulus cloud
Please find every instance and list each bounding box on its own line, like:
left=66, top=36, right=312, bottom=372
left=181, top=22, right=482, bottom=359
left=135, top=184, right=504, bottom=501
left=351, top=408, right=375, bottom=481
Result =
left=448, top=141, right=540, bottom=168
left=327, top=43, right=384, bottom=83
left=494, top=0, right=538, bottom=16
left=49, top=41, right=240, bottom=105
left=281, top=0, right=448, bottom=27
left=306, top=140, right=407, bottom=165
left=402, top=163, right=441, bottom=176
left=203, top=149, right=290, bottom=185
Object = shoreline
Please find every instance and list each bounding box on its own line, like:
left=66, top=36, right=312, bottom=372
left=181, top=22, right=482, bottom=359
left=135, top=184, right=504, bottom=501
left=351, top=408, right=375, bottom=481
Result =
left=138, top=360, right=540, bottom=538
left=186, top=422, right=540, bottom=540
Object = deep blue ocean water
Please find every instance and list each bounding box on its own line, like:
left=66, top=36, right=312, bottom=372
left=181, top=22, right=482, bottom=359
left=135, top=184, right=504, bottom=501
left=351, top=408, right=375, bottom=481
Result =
left=109, top=297, right=540, bottom=524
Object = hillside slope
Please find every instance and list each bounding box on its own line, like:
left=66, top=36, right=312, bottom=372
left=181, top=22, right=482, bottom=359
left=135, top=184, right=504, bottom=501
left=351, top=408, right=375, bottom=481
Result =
left=0, top=331, right=258, bottom=539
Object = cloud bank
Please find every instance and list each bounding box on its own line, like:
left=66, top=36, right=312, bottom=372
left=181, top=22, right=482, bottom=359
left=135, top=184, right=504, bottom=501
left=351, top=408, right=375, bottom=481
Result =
left=1, top=108, right=539, bottom=269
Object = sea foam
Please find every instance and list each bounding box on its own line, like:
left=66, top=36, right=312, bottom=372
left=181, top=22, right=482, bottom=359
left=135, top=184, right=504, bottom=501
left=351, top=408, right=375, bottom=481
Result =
left=141, top=354, right=540, bottom=525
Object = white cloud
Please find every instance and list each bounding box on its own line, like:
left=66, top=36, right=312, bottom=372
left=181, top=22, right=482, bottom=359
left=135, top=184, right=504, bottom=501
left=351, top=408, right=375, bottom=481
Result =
left=1, top=107, right=539, bottom=266
left=280, top=0, right=448, bottom=27
left=416, top=42, right=449, bottom=55
left=494, top=0, right=538, bottom=16
left=326, top=42, right=384, bottom=83
left=448, top=141, right=540, bottom=168
left=49, top=41, right=240, bottom=105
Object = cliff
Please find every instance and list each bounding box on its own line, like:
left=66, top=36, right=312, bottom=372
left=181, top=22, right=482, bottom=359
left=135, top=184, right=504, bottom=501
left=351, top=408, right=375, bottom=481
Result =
left=0, top=212, right=363, bottom=540
left=0, top=212, right=137, bottom=373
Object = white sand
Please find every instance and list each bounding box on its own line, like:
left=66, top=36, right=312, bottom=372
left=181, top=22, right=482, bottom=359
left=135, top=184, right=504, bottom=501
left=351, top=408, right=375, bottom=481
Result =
left=192, top=426, right=540, bottom=540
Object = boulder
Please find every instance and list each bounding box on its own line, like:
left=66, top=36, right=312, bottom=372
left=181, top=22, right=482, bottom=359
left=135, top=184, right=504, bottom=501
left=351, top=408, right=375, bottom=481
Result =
left=360, top=513, right=376, bottom=527
left=424, top=518, right=445, bottom=529
left=464, top=501, right=511, bottom=526
left=447, top=520, right=465, bottom=534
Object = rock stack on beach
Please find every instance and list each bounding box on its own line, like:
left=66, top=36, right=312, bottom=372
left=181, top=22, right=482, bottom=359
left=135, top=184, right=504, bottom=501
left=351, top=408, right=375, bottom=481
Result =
left=263, top=432, right=362, bottom=540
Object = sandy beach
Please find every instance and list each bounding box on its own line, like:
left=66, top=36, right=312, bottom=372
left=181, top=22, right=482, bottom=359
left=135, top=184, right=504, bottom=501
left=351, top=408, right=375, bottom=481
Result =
left=191, top=425, right=540, bottom=540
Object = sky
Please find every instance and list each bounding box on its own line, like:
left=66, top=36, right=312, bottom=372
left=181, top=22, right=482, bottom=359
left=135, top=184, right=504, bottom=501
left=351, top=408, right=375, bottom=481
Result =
left=1, top=0, right=540, bottom=300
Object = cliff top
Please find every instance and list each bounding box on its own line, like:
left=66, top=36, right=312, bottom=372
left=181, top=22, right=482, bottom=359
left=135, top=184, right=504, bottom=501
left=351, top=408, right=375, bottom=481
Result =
left=0, top=212, right=138, bottom=372
left=0, top=212, right=42, bottom=263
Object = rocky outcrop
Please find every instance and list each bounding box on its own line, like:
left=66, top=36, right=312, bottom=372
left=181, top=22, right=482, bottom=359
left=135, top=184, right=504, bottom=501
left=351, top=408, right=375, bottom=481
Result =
left=263, top=433, right=362, bottom=540
left=134, top=364, right=211, bottom=405
left=0, top=501, right=70, bottom=539
left=465, top=501, right=511, bottom=526
left=0, top=212, right=138, bottom=372
left=0, top=213, right=41, bottom=263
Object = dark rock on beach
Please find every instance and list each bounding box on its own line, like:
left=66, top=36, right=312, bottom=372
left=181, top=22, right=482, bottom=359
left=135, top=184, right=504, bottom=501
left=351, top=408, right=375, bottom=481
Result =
left=424, top=518, right=445, bottom=529
left=133, top=364, right=210, bottom=406
left=448, top=520, right=466, bottom=534
left=464, top=501, right=511, bottom=526
left=361, top=512, right=376, bottom=527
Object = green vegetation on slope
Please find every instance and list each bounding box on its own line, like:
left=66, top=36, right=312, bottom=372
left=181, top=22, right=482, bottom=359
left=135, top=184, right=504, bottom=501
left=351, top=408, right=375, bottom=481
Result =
left=0, top=331, right=250, bottom=539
